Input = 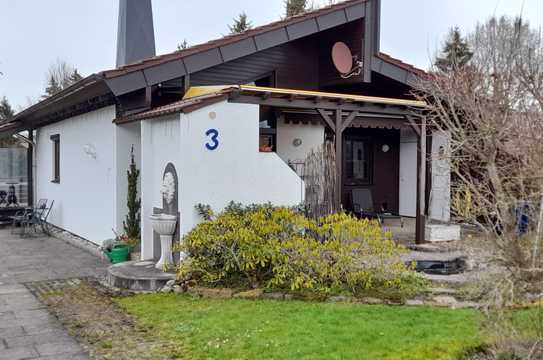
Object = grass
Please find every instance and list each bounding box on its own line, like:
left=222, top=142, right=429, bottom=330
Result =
left=116, top=294, right=485, bottom=360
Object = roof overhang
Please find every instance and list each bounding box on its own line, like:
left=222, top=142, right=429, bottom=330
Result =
left=103, top=0, right=369, bottom=96
left=115, top=85, right=425, bottom=124
left=1, top=74, right=114, bottom=133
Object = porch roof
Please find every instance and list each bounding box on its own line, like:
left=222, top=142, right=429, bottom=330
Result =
left=185, top=85, right=426, bottom=108
left=115, top=85, right=425, bottom=124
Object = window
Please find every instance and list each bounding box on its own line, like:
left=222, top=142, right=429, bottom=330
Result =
left=259, top=106, right=277, bottom=152
left=50, top=134, right=60, bottom=183
left=344, top=137, right=372, bottom=185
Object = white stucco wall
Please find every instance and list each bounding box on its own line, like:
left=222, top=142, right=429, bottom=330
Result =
left=276, top=119, right=325, bottom=171
left=399, top=127, right=417, bottom=217
left=35, top=106, right=118, bottom=245
left=115, top=122, right=142, bottom=234
left=140, top=114, right=181, bottom=259
left=429, top=131, right=451, bottom=222
left=140, top=101, right=304, bottom=260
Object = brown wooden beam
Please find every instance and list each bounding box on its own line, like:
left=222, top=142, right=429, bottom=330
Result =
left=27, top=129, right=34, bottom=207
left=363, top=0, right=373, bottom=83
left=145, top=86, right=152, bottom=108
left=183, top=74, right=191, bottom=93
left=317, top=109, right=336, bottom=133
left=230, top=95, right=409, bottom=116
left=335, top=109, right=343, bottom=211
left=405, top=115, right=421, bottom=137
left=416, top=117, right=427, bottom=244
left=340, top=111, right=360, bottom=133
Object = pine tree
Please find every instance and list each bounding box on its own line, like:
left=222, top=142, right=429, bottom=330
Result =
left=285, top=0, right=308, bottom=17
left=0, top=96, right=16, bottom=147
left=228, top=12, right=252, bottom=34
left=123, top=145, right=141, bottom=242
left=0, top=96, right=14, bottom=122
left=177, top=39, right=189, bottom=51
left=435, top=27, right=473, bottom=72
left=44, top=75, right=62, bottom=98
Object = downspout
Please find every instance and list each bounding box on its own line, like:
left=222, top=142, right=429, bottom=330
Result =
left=13, top=131, right=36, bottom=207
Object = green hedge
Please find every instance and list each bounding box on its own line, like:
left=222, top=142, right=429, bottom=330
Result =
left=177, top=203, right=425, bottom=300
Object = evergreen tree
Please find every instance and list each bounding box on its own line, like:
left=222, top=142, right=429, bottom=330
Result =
left=123, top=145, right=141, bottom=241
left=285, top=0, right=308, bottom=17
left=43, top=75, right=62, bottom=98
left=0, top=96, right=14, bottom=122
left=0, top=96, right=16, bottom=147
left=177, top=39, right=189, bottom=51
left=228, top=12, right=252, bottom=34
left=435, top=27, right=473, bottom=72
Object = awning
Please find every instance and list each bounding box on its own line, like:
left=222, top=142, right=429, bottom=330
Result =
left=184, top=85, right=426, bottom=108
left=115, top=85, right=425, bottom=124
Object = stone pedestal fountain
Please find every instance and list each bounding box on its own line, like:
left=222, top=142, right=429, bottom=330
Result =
left=149, top=214, right=178, bottom=270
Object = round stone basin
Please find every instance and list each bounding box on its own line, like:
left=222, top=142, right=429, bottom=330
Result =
left=149, top=214, right=177, bottom=235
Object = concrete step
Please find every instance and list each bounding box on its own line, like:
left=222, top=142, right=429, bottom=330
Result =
left=106, top=261, right=175, bottom=291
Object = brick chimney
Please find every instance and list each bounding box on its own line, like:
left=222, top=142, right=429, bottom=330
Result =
left=116, top=0, right=156, bottom=68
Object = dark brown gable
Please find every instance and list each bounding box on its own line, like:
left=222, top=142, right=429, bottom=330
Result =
left=103, top=0, right=369, bottom=96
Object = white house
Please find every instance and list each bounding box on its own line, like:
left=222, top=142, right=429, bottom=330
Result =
left=0, top=0, right=455, bottom=262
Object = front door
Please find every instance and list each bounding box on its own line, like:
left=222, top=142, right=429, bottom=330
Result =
left=343, top=134, right=373, bottom=211
left=342, top=128, right=400, bottom=214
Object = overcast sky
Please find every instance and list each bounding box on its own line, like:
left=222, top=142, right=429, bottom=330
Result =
left=1, top=0, right=542, bottom=110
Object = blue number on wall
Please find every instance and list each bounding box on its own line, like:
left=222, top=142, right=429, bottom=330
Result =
left=205, top=129, right=219, bottom=151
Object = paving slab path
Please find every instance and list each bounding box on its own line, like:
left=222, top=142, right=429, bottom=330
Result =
left=0, top=228, right=109, bottom=359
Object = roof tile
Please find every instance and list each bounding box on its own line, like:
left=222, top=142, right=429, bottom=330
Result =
left=102, top=0, right=367, bottom=78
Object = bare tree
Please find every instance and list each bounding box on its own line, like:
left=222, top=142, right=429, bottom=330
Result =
left=43, top=60, right=83, bottom=98
left=414, top=16, right=543, bottom=357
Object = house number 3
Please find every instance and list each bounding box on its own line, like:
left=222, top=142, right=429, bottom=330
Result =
left=205, top=129, right=219, bottom=151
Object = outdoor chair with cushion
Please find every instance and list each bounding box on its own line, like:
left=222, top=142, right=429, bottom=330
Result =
left=351, top=189, right=401, bottom=226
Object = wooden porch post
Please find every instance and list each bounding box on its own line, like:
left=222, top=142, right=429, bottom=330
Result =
left=335, top=109, right=343, bottom=211
left=27, top=129, right=33, bottom=207
left=416, top=118, right=427, bottom=244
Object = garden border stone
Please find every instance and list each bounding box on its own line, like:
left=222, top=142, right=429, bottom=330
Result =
left=171, top=285, right=482, bottom=309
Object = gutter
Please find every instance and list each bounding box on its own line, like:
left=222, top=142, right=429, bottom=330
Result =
left=3, top=73, right=106, bottom=126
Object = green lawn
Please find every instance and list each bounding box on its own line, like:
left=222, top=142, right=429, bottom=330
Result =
left=116, top=294, right=485, bottom=360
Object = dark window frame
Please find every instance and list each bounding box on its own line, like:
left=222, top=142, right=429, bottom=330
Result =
left=343, top=135, right=373, bottom=186
left=50, top=134, right=60, bottom=183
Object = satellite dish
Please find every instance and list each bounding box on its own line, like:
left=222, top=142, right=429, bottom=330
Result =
left=331, top=42, right=363, bottom=79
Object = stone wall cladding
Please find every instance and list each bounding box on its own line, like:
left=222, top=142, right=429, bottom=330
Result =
left=48, top=224, right=107, bottom=260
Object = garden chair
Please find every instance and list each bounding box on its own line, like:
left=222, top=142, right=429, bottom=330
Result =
left=11, top=199, right=49, bottom=236
left=351, top=188, right=382, bottom=224
left=351, top=189, right=401, bottom=226
left=38, top=200, right=54, bottom=235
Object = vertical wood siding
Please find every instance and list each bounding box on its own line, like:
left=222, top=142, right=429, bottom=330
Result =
left=191, top=20, right=364, bottom=91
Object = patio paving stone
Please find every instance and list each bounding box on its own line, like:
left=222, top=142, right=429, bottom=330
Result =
left=0, top=228, right=109, bottom=359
